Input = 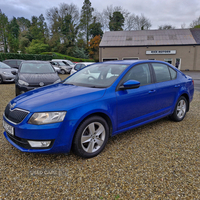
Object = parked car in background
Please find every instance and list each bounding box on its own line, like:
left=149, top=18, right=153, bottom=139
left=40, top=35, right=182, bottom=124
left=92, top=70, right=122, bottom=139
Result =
left=70, top=62, right=95, bottom=75
left=50, top=61, right=72, bottom=74
left=52, top=59, right=75, bottom=68
left=0, top=62, right=18, bottom=84
left=3, top=60, right=194, bottom=158
left=3, top=59, right=24, bottom=69
left=15, top=60, right=61, bottom=96
left=49, top=62, right=61, bottom=74
left=53, top=66, right=61, bottom=74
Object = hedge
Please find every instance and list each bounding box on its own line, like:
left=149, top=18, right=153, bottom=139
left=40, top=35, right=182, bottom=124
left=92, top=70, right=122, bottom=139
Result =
left=41, top=52, right=95, bottom=62
left=0, top=53, right=52, bottom=62
left=0, top=52, right=95, bottom=62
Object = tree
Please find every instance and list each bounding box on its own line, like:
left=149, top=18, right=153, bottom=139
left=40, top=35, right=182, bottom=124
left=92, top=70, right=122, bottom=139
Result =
left=7, top=17, right=20, bottom=52
left=72, top=46, right=89, bottom=59
left=190, top=16, right=200, bottom=28
left=17, top=17, right=31, bottom=32
left=0, top=10, right=9, bottom=52
left=79, top=0, right=94, bottom=45
left=103, top=5, right=129, bottom=31
left=29, top=14, right=48, bottom=42
left=17, top=17, right=31, bottom=53
left=25, top=39, right=49, bottom=54
left=158, top=25, right=175, bottom=30
left=89, top=17, right=103, bottom=37
left=131, top=14, right=152, bottom=30
left=109, top=11, right=124, bottom=31
left=88, top=35, right=101, bottom=61
left=46, top=3, right=79, bottom=53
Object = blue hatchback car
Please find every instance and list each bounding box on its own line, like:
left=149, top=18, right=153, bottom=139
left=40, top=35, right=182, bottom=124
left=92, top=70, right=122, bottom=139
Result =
left=3, top=60, right=194, bottom=158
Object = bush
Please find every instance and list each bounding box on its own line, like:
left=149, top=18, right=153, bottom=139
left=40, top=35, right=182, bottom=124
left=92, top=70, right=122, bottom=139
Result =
left=41, top=52, right=94, bottom=62
left=0, top=53, right=52, bottom=62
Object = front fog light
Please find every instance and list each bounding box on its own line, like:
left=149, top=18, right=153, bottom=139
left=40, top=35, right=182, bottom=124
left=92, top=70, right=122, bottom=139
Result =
left=28, top=140, right=51, bottom=148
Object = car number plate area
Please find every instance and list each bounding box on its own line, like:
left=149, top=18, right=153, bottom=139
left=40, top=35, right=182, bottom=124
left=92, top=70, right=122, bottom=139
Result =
left=3, top=119, right=14, bottom=135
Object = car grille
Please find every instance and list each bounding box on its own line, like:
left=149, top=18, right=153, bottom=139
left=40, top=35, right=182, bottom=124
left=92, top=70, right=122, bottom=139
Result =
left=4, top=103, right=29, bottom=124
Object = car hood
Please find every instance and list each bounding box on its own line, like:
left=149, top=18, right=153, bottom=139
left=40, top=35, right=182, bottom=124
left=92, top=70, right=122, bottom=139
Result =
left=11, top=83, right=106, bottom=112
left=18, top=73, right=60, bottom=84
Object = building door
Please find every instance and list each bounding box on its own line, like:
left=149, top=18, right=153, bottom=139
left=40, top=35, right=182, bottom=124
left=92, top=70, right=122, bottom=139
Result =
left=164, top=58, right=172, bottom=64
left=175, top=58, right=181, bottom=70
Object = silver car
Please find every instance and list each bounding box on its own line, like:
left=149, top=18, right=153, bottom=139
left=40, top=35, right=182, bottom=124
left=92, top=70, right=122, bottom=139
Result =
left=0, top=62, right=18, bottom=83
left=50, top=61, right=72, bottom=74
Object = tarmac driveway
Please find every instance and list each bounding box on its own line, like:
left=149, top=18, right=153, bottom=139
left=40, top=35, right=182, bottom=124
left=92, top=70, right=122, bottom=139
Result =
left=182, top=71, right=200, bottom=92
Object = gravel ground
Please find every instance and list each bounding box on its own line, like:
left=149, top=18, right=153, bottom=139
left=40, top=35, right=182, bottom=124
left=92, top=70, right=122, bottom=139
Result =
left=0, top=76, right=200, bottom=199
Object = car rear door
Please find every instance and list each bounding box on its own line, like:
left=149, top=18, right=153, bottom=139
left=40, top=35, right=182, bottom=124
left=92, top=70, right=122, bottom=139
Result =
left=150, top=63, right=179, bottom=112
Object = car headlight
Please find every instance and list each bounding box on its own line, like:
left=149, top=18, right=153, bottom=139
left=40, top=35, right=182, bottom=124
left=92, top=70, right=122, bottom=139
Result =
left=53, top=79, right=61, bottom=84
left=18, top=80, right=29, bottom=86
left=28, top=112, right=66, bottom=125
left=3, top=71, right=10, bottom=75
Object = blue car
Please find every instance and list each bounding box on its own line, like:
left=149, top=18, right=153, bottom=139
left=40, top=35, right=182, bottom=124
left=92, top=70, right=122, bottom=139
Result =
left=3, top=60, right=194, bottom=158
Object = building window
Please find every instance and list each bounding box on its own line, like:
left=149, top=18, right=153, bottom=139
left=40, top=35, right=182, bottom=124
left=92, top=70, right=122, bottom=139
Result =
left=122, top=57, right=139, bottom=60
left=164, top=58, right=172, bottom=64
left=103, top=58, right=118, bottom=62
left=147, top=35, right=154, bottom=40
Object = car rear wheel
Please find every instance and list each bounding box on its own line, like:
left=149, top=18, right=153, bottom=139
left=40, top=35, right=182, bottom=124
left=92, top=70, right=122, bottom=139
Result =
left=72, top=116, right=109, bottom=158
left=170, top=96, right=188, bottom=122
left=0, top=75, right=3, bottom=84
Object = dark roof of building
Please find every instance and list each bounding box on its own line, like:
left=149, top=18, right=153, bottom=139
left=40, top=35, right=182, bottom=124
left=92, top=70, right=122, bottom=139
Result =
left=100, top=29, right=200, bottom=47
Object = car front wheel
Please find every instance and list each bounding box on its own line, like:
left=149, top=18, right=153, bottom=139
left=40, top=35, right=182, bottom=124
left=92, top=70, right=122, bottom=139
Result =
left=0, top=75, right=3, bottom=84
left=170, top=96, right=188, bottom=122
left=72, top=116, right=109, bottom=158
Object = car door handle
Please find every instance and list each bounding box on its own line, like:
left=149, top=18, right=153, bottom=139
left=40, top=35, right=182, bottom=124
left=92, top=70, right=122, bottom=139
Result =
left=149, top=90, right=156, bottom=94
left=175, top=85, right=180, bottom=88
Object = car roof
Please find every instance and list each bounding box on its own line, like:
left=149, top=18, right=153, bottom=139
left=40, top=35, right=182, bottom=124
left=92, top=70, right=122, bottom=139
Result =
left=22, top=60, right=50, bottom=63
left=102, top=60, right=171, bottom=65
left=3, top=59, right=24, bottom=62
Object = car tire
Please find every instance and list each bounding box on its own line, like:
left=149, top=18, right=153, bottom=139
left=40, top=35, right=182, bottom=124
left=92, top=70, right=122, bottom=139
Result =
left=61, top=69, right=66, bottom=74
left=72, top=116, right=109, bottom=158
left=0, top=75, right=3, bottom=84
left=170, top=96, right=188, bottom=122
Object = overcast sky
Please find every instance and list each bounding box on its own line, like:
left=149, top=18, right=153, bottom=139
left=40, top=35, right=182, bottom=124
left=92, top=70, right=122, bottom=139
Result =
left=0, top=0, right=200, bottom=29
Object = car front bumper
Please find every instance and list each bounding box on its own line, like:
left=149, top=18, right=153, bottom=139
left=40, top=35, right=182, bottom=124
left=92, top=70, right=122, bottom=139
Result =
left=2, top=74, right=16, bottom=82
left=3, top=115, right=77, bottom=154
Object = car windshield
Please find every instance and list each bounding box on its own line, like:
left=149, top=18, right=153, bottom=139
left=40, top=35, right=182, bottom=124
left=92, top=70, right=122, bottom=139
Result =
left=63, top=60, right=74, bottom=66
left=0, top=62, right=11, bottom=69
left=63, top=63, right=129, bottom=88
left=20, top=62, right=55, bottom=74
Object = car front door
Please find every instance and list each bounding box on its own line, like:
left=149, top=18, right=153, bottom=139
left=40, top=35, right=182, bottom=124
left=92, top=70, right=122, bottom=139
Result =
left=116, top=63, right=157, bottom=131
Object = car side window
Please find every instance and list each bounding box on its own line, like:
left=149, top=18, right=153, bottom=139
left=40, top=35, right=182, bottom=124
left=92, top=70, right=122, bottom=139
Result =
left=75, top=64, right=81, bottom=70
left=169, top=67, right=177, bottom=80
left=123, top=64, right=151, bottom=86
left=152, top=63, right=171, bottom=82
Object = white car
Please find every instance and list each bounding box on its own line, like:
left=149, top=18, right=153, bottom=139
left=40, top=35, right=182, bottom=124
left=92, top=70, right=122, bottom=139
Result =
left=70, top=62, right=95, bottom=75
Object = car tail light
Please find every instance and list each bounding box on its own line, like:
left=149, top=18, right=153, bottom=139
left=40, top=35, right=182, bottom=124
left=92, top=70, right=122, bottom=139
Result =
left=192, top=79, right=194, bottom=85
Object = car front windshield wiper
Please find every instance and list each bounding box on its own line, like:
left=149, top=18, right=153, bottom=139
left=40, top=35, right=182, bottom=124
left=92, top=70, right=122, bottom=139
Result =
left=88, top=85, right=106, bottom=88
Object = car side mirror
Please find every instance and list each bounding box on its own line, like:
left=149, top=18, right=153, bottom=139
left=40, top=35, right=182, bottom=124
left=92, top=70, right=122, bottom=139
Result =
left=119, top=80, right=140, bottom=90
